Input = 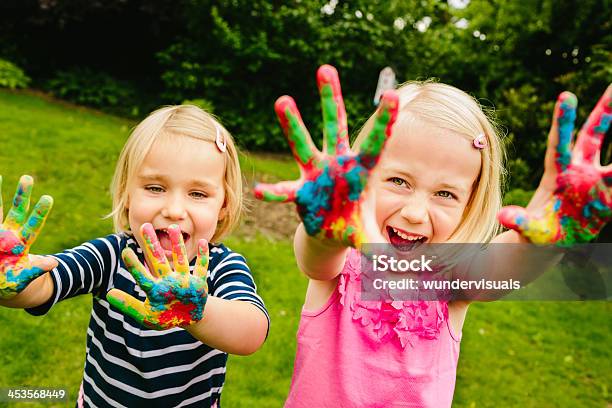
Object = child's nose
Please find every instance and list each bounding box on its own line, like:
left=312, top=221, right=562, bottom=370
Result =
left=400, top=199, right=428, bottom=224
left=162, top=195, right=187, bottom=220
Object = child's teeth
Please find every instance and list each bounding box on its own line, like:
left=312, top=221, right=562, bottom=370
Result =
left=393, top=228, right=422, bottom=241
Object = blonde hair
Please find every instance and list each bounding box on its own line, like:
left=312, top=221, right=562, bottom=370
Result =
left=354, top=81, right=505, bottom=243
left=109, top=105, right=243, bottom=242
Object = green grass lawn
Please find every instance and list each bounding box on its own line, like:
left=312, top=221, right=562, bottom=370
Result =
left=0, top=89, right=610, bottom=407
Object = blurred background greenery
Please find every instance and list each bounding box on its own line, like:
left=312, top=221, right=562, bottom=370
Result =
left=0, top=0, right=610, bottom=190
left=0, top=0, right=611, bottom=406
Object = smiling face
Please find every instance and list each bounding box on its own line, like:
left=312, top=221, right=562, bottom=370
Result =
left=126, top=135, right=226, bottom=263
left=369, top=117, right=482, bottom=250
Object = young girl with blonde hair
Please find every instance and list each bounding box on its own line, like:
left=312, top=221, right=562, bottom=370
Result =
left=255, top=65, right=611, bottom=407
left=0, top=105, right=269, bottom=407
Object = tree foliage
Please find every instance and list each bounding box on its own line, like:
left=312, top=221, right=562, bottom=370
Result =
left=0, top=0, right=609, bottom=189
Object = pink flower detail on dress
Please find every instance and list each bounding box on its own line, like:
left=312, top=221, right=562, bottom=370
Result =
left=338, top=249, right=448, bottom=348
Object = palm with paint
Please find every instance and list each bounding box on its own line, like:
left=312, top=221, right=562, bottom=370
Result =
left=254, top=65, right=398, bottom=248
left=107, top=223, right=209, bottom=330
left=0, top=175, right=53, bottom=299
left=499, top=85, right=612, bottom=245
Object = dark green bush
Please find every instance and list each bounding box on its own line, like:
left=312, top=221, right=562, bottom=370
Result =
left=45, top=68, right=136, bottom=111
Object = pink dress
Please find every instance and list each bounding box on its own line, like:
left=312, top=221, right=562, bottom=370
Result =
left=285, top=249, right=461, bottom=408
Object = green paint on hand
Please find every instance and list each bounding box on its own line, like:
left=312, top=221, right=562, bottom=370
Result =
left=320, top=83, right=339, bottom=155
left=287, top=109, right=314, bottom=165
left=362, top=108, right=391, bottom=156
left=263, top=190, right=289, bottom=202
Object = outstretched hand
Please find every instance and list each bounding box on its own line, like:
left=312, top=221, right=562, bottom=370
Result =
left=0, top=175, right=54, bottom=299
left=499, top=85, right=612, bottom=245
left=254, top=65, right=399, bottom=248
left=107, top=223, right=209, bottom=330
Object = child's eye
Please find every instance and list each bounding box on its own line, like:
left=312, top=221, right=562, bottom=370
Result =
left=436, top=190, right=457, bottom=199
left=389, top=177, right=407, bottom=187
left=145, top=185, right=164, bottom=193
left=190, top=191, right=208, bottom=199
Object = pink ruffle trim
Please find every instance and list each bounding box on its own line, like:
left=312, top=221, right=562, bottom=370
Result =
left=338, top=249, right=448, bottom=349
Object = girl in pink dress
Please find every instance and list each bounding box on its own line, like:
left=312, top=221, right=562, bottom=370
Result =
left=255, top=65, right=611, bottom=407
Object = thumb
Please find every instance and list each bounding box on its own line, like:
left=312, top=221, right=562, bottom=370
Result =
left=253, top=180, right=299, bottom=203
left=107, top=288, right=149, bottom=327
left=29, top=255, right=58, bottom=272
left=497, top=205, right=529, bottom=232
left=498, top=205, right=560, bottom=244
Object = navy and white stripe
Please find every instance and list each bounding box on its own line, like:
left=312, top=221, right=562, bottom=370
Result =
left=27, top=234, right=268, bottom=407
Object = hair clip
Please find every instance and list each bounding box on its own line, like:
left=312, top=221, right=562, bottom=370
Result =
left=473, top=133, right=487, bottom=149
left=214, top=123, right=227, bottom=153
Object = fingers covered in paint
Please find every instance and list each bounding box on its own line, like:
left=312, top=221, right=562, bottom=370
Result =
left=274, top=96, right=318, bottom=169
left=358, top=90, right=399, bottom=170
left=168, top=224, right=189, bottom=274
left=4, top=175, right=33, bottom=229
left=317, top=64, right=349, bottom=156
left=0, top=175, right=53, bottom=299
left=253, top=180, right=300, bottom=203
left=549, top=91, right=577, bottom=174
left=107, top=288, right=149, bottom=326
left=573, top=84, right=612, bottom=164
left=140, top=223, right=170, bottom=278
left=193, top=239, right=209, bottom=293
left=122, top=248, right=156, bottom=292
left=20, top=195, right=53, bottom=245
left=111, top=224, right=209, bottom=330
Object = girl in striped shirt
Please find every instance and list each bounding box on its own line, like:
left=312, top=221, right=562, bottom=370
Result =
left=0, top=105, right=269, bottom=407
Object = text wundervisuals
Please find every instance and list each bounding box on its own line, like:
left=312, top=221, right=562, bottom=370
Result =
left=371, top=278, right=522, bottom=291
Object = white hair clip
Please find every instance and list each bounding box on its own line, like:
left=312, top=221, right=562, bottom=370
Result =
left=473, top=133, right=487, bottom=149
left=215, top=123, right=227, bottom=153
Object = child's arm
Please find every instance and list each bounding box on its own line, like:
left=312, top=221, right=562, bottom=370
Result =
left=460, top=85, right=611, bottom=300
left=254, top=65, right=399, bottom=280
left=185, top=296, right=268, bottom=355
left=293, top=223, right=349, bottom=281
left=0, top=175, right=57, bottom=308
left=107, top=224, right=269, bottom=355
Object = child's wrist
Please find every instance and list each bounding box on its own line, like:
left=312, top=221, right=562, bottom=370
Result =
left=300, top=224, right=349, bottom=250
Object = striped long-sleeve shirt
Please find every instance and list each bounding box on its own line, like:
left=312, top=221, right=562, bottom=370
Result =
left=26, top=233, right=269, bottom=407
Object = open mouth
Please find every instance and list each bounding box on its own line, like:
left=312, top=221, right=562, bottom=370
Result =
left=155, top=228, right=191, bottom=256
left=386, top=226, right=427, bottom=252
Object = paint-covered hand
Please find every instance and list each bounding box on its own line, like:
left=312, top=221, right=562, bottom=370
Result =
left=499, top=85, right=612, bottom=245
left=254, top=65, right=399, bottom=248
left=0, top=175, right=53, bottom=299
left=107, top=223, right=209, bottom=330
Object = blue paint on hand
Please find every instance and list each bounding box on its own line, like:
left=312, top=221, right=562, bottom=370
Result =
left=296, top=167, right=335, bottom=234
